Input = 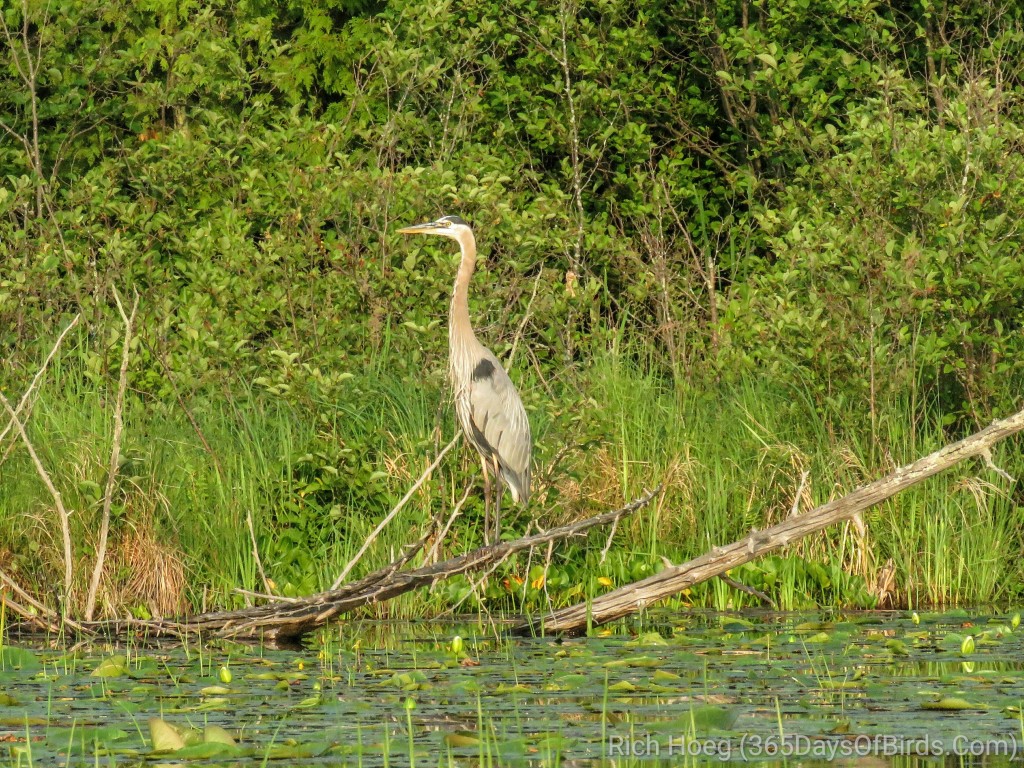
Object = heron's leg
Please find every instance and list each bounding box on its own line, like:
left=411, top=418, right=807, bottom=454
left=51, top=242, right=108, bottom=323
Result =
left=492, top=469, right=503, bottom=544
left=481, top=458, right=492, bottom=545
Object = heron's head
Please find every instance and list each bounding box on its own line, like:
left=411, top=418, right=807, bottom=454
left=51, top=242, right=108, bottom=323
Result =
left=397, top=215, right=471, bottom=241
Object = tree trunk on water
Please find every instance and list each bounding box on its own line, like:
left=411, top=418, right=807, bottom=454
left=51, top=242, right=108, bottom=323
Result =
left=512, top=406, right=1024, bottom=636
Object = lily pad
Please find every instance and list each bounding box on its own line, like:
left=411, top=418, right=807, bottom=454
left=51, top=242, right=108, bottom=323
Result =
left=444, top=731, right=481, bottom=748
left=149, top=718, right=186, bottom=752
left=91, top=656, right=130, bottom=678
left=0, top=647, right=41, bottom=671
left=920, top=697, right=986, bottom=711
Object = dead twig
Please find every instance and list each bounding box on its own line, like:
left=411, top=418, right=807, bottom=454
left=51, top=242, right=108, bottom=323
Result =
left=0, top=561, right=93, bottom=636
left=0, top=565, right=61, bottom=631
left=717, top=573, right=776, bottom=608
left=980, top=447, right=1016, bottom=483
left=232, top=588, right=298, bottom=604
left=85, top=290, right=138, bottom=621
left=331, top=434, right=461, bottom=588
left=599, top=514, right=619, bottom=565
left=246, top=507, right=272, bottom=600
left=508, top=268, right=543, bottom=368
left=0, top=314, right=80, bottom=469
left=0, top=390, right=75, bottom=606
left=426, top=484, right=474, bottom=565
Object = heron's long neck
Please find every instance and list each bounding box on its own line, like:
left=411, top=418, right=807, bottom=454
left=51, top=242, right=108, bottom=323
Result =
left=449, top=229, right=479, bottom=379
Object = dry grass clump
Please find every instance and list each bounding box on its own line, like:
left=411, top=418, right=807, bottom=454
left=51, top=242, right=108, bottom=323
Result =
left=106, top=521, right=189, bottom=618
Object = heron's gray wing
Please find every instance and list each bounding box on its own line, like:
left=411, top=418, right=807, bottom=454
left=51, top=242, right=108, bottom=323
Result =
left=465, top=351, right=532, bottom=504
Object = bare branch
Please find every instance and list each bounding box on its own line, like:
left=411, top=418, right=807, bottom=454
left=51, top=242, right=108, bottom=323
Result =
left=246, top=507, right=272, bottom=599
left=425, top=484, right=473, bottom=564
left=331, top=434, right=462, bottom=588
left=507, top=268, right=543, bottom=369
left=0, top=314, right=80, bottom=466
left=0, top=390, right=74, bottom=605
left=717, top=573, right=776, bottom=608
left=84, top=290, right=139, bottom=620
left=980, top=447, right=1016, bottom=483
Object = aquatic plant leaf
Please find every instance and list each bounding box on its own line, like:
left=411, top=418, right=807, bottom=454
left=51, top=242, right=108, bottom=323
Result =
left=549, top=673, right=588, bottom=689
left=653, top=670, right=682, bottom=683
left=265, top=741, right=334, bottom=759
left=200, top=685, right=232, bottom=695
left=820, top=680, right=861, bottom=690
left=647, top=705, right=738, bottom=734
left=448, top=678, right=481, bottom=694
left=91, top=656, right=129, bottom=678
left=940, top=633, right=966, bottom=650
left=533, top=732, right=573, bottom=750
left=920, top=697, right=985, bottom=710
left=443, top=731, right=481, bottom=747
left=0, top=716, right=47, bottom=726
left=48, top=725, right=131, bottom=754
left=885, top=639, right=910, bottom=656
left=0, top=647, right=41, bottom=671
left=149, top=718, right=186, bottom=751
left=627, top=632, right=668, bottom=646
left=608, top=680, right=638, bottom=692
left=687, top=705, right=740, bottom=731
left=389, top=671, right=429, bottom=689
left=604, top=655, right=660, bottom=668
left=250, top=671, right=309, bottom=682
left=203, top=725, right=236, bottom=745
left=495, top=683, right=532, bottom=694
left=173, top=741, right=243, bottom=758
left=186, top=697, right=231, bottom=712
left=78, top=726, right=129, bottom=743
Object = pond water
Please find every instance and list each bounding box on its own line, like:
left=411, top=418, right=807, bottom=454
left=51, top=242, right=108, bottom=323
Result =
left=1, top=610, right=1022, bottom=766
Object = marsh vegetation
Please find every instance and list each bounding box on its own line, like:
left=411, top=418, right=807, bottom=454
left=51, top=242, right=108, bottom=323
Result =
left=0, top=0, right=1022, bottom=633
left=4, top=611, right=1024, bottom=765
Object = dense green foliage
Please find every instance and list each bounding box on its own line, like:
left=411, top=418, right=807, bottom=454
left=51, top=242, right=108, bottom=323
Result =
left=1, top=0, right=1022, bottom=618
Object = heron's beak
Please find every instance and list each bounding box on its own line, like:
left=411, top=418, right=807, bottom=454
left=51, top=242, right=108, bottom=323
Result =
left=397, top=221, right=444, bottom=235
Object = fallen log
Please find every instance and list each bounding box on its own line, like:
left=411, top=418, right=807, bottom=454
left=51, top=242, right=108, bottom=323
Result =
left=83, top=486, right=661, bottom=645
left=513, top=405, right=1024, bottom=636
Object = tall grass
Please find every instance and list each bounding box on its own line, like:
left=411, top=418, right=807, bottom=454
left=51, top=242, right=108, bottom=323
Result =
left=0, top=344, right=1020, bottom=619
left=579, top=348, right=1023, bottom=610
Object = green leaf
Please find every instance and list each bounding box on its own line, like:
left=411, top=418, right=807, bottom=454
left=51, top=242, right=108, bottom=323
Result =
left=0, top=647, right=41, bottom=671
left=148, top=718, right=186, bottom=752
left=91, top=656, right=129, bottom=678
left=921, top=697, right=985, bottom=711
left=444, top=731, right=481, bottom=747
left=203, top=725, right=236, bottom=745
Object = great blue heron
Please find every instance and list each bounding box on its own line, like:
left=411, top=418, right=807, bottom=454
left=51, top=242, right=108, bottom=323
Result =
left=398, top=215, right=531, bottom=544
